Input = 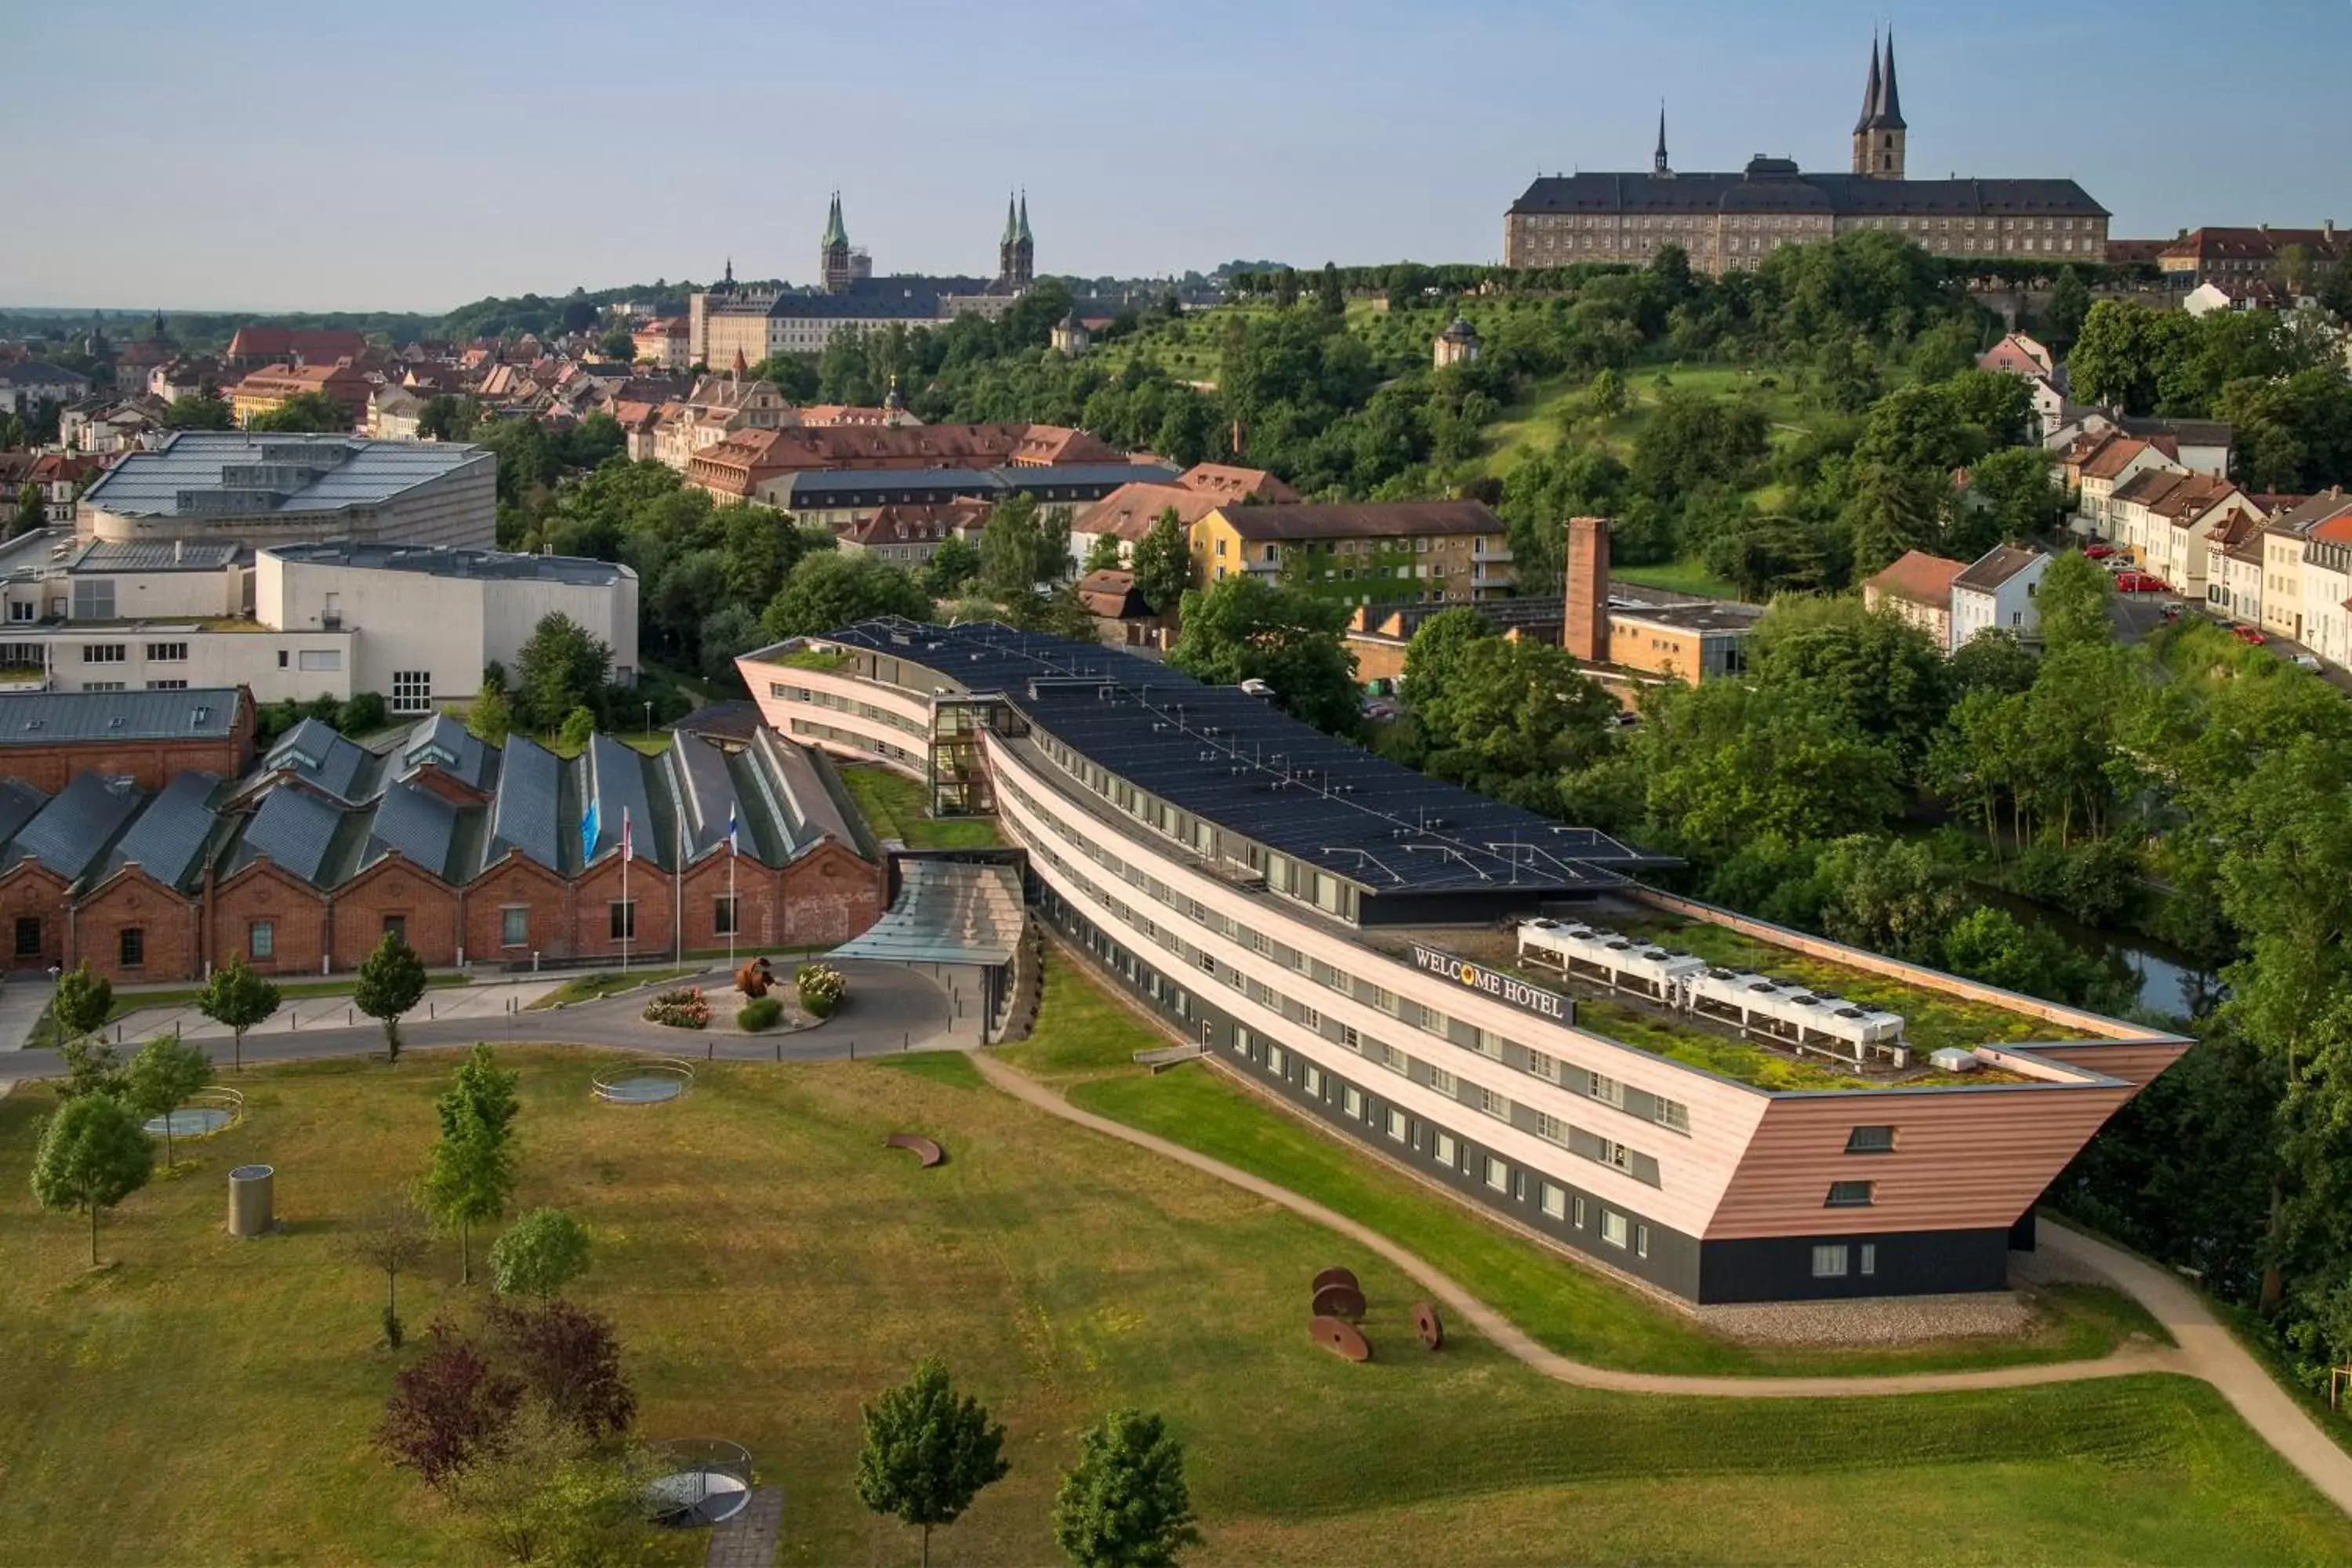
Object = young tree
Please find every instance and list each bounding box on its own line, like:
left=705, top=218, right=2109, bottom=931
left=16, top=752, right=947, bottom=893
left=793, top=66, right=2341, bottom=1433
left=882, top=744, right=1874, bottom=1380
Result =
left=514, top=612, right=612, bottom=731
left=249, top=390, right=352, bottom=434
left=50, top=959, right=112, bottom=1054
left=1128, top=509, right=1190, bottom=617
left=196, top=956, right=281, bottom=1074
left=485, top=1296, right=637, bottom=1442
left=855, top=1356, right=1010, bottom=1568
left=760, top=551, right=933, bottom=640
left=1083, top=532, right=1123, bottom=573
left=557, top=705, right=597, bottom=751
left=31, top=1093, right=154, bottom=1265
left=378, top=1322, right=524, bottom=1490
left=13, top=482, right=44, bottom=539
left=489, top=1207, right=591, bottom=1299
left=354, top=931, right=428, bottom=1063
left=1052, top=1408, right=1201, bottom=1568
left=422, top=1044, right=520, bottom=1283
left=2045, top=266, right=2091, bottom=353
left=162, top=392, right=236, bottom=430
left=348, top=1199, right=434, bottom=1348
left=466, top=684, right=514, bottom=746
left=123, top=1034, right=213, bottom=1169
left=2036, top=550, right=2114, bottom=655
left=1316, top=261, right=1345, bottom=317
left=450, top=1404, right=650, bottom=1566
left=921, top=534, right=982, bottom=598
left=1167, top=576, right=1359, bottom=736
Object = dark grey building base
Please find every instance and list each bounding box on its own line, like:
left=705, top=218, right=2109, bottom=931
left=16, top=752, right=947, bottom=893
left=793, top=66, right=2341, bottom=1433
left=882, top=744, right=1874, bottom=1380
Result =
left=1038, top=887, right=2019, bottom=1306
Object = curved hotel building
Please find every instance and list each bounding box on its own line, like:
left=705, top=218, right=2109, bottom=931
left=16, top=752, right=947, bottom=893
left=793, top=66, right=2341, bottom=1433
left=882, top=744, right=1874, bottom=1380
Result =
left=741, top=622, right=2185, bottom=1304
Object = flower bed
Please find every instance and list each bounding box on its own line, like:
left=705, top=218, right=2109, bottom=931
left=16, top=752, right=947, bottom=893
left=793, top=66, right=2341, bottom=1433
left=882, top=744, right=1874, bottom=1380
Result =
left=796, top=964, right=846, bottom=1019
left=643, top=986, right=712, bottom=1030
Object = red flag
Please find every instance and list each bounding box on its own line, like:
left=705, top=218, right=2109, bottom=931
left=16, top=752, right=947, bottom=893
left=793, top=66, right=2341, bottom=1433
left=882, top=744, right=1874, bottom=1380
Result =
left=622, top=807, right=633, bottom=862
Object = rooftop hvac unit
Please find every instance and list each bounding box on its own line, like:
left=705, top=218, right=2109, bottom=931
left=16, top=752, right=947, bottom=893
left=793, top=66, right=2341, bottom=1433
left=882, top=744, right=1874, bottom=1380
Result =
left=1929, top=1047, right=1981, bottom=1073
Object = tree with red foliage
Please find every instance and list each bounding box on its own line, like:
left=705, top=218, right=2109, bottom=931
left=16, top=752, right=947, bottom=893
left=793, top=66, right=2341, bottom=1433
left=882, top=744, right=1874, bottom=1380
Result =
left=486, top=1298, right=637, bottom=1443
left=377, top=1322, right=524, bottom=1490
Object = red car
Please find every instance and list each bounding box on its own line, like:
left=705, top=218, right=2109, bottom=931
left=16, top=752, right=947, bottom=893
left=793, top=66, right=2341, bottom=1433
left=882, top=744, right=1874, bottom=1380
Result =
left=2232, top=625, right=2267, bottom=646
left=2083, top=543, right=2118, bottom=560
left=2114, top=571, right=2170, bottom=594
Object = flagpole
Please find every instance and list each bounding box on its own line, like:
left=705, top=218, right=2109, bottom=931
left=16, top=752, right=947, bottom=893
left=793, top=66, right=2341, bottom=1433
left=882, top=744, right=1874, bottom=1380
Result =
left=621, top=807, right=630, bottom=976
left=673, top=801, right=683, bottom=968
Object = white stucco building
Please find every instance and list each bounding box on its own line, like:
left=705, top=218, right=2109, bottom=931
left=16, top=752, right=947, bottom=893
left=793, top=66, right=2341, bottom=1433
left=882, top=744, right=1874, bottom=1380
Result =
left=1950, top=544, right=2050, bottom=646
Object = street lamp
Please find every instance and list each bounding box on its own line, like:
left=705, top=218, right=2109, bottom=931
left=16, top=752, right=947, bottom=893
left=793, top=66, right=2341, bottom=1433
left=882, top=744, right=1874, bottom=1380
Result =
left=642, top=699, right=652, bottom=740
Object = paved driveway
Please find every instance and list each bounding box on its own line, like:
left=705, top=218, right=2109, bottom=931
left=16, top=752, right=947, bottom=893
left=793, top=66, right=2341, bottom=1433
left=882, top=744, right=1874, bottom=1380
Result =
left=0, top=959, right=955, bottom=1080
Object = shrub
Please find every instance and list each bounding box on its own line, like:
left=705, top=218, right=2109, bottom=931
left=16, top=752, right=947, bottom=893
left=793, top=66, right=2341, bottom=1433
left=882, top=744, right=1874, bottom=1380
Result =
left=737, top=996, right=784, bottom=1032
left=797, top=964, right=846, bottom=1019
left=641, top=986, right=710, bottom=1029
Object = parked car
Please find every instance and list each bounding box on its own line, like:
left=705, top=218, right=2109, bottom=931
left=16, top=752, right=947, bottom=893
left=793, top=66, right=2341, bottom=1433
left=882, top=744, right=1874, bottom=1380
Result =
left=2296, top=654, right=2324, bottom=672
left=2114, top=571, right=2170, bottom=593
left=2083, top=543, right=2118, bottom=560
left=2231, top=625, right=2267, bottom=646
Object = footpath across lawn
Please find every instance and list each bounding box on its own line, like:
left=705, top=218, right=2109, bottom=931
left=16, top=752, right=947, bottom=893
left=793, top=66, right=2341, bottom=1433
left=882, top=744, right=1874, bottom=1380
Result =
left=0, top=1037, right=2341, bottom=1564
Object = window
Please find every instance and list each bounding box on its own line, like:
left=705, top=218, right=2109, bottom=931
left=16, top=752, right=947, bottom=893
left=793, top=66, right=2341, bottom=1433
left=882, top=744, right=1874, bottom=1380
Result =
left=391, top=670, right=433, bottom=713
left=1478, top=1087, right=1511, bottom=1121
left=1485, top=1156, right=1510, bottom=1192
left=1266, top=1044, right=1286, bottom=1075
left=1526, top=1049, right=1558, bottom=1082
left=607, top=902, right=636, bottom=942
left=1540, top=1183, right=1566, bottom=1220
left=1653, top=1098, right=1690, bottom=1134
left=501, top=906, right=528, bottom=947
left=13, top=916, right=39, bottom=957
left=1341, top=1086, right=1363, bottom=1118
left=1537, top=1112, right=1569, bottom=1145
left=1846, top=1125, right=1896, bottom=1154
left=1600, top=1210, right=1629, bottom=1249
left=382, top=914, right=407, bottom=943
left=1302, top=1065, right=1323, bottom=1097
left=1826, top=1181, right=1875, bottom=1208
left=1860, top=1243, right=1877, bottom=1277
left=1812, top=1244, right=1850, bottom=1279
left=145, top=642, right=187, bottom=662
left=298, top=649, right=341, bottom=672
left=1340, top=1024, right=1360, bottom=1050
left=249, top=920, right=274, bottom=960
left=1428, top=1066, right=1454, bottom=1096
left=1433, top=1131, right=1457, bottom=1167
left=1386, top=1109, right=1408, bottom=1142
left=1590, top=1073, right=1624, bottom=1107
left=84, top=681, right=124, bottom=691
left=71, top=579, right=114, bottom=619
left=1600, top=1141, right=1633, bottom=1172
left=1635, top=1224, right=1650, bottom=1258
left=82, top=644, right=125, bottom=663
left=713, top=895, right=739, bottom=936
left=6, top=601, right=27, bottom=622
left=1573, top=1196, right=1587, bottom=1228
left=146, top=679, right=187, bottom=690
left=118, top=927, right=144, bottom=968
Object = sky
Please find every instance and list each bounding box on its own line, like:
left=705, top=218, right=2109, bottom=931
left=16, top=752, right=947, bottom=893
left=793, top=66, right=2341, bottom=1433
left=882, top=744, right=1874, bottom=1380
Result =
left=3, top=0, right=2344, bottom=314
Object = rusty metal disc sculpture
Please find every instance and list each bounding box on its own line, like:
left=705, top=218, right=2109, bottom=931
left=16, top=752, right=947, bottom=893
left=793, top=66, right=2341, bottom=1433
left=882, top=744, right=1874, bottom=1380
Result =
left=1311, top=1266, right=1359, bottom=1295
left=734, top=960, right=771, bottom=999
left=1311, top=1281, right=1367, bottom=1321
left=1414, top=1301, right=1444, bottom=1350
left=1309, top=1315, right=1371, bottom=1363
left=884, top=1133, right=945, bottom=1168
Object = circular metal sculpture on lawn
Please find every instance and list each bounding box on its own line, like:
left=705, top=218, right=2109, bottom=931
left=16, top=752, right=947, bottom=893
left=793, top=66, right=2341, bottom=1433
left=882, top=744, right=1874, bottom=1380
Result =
left=592, top=1057, right=695, bottom=1105
left=643, top=1439, right=753, bottom=1529
left=1414, top=1301, right=1444, bottom=1350
left=884, top=1133, right=946, bottom=1168
left=1311, top=1266, right=1359, bottom=1295
left=1309, top=1315, right=1371, bottom=1363
left=143, top=1086, right=244, bottom=1139
left=1311, top=1281, right=1367, bottom=1321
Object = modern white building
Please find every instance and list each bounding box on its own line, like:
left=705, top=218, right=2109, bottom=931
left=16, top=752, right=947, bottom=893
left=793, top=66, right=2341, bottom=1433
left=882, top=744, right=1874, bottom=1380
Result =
left=1950, top=544, right=2049, bottom=646
left=259, top=542, right=639, bottom=711
left=0, top=362, right=91, bottom=414
left=0, top=531, right=634, bottom=710
left=77, top=431, right=495, bottom=550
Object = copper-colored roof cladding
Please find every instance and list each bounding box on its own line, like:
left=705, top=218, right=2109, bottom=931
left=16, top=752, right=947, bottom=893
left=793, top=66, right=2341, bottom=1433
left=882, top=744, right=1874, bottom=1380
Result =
left=691, top=423, right=1126, bottom=495
left=1073, top=483, right=1229, bottom=543
left=1178, top=462, right=1300, bottom=503
left=1864, top=549, right=1966, bottom=606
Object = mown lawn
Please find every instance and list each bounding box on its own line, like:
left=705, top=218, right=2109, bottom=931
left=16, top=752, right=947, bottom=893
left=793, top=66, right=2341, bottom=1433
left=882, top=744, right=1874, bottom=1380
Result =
left=82, top=973, right=471, bottom=1027
left=1008, top=953, right=2162, bottom=1377
left=838, top=764, right=1001, bottom=851
left=1610, top=555, right=1744, bottom=600
left=524, top=967, right=701, bottom=1010
left=0, top=1043, right=2343, bottom=1564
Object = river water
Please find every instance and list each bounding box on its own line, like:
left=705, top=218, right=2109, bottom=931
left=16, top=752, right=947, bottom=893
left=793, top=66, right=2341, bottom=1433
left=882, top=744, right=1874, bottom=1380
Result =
left=1979, top=888, right=2216, bottom=1022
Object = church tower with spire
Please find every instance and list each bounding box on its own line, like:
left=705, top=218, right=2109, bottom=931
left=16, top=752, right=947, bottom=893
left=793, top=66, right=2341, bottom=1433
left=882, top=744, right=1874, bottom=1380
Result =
left=1000, top=191, right=1034, bottom=289
left=1652, top=103, right=1671, bottom=178
left=1851, top=31, right=1907, bottom=180
left=819, top=192, right=853, bottom=294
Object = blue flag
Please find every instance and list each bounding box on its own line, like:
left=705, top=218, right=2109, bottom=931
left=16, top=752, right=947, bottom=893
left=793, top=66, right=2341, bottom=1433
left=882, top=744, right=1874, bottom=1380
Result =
left=580, top=797, right=600, bottom=863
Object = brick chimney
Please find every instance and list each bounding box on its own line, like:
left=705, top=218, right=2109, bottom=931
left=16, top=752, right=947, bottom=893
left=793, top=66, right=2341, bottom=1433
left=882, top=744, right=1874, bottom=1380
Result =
left=1563, top=515, right=1612, bottom=663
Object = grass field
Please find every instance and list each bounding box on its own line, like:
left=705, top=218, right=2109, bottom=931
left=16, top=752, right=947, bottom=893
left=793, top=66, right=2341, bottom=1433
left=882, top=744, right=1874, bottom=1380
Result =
left=0, top=1036, right=2344, bottom=1565
left=1004, top=953, right=2158, bottom=1377
left=838, top=764, right=1001, bottom=851
left=1481, top=360, right=1817, bottom=479
left=1610, top=556, right=1744, bottom=600
left=56, top=973, right=473, bottom=1029
left=524, top=967, right=700, bottom=1010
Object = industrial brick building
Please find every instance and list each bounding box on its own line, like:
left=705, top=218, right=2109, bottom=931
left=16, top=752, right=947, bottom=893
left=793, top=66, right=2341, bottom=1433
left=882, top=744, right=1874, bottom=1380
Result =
left=742, top=621, right=2185, bottom=1305
left=0, top=689, right=880, bottom=982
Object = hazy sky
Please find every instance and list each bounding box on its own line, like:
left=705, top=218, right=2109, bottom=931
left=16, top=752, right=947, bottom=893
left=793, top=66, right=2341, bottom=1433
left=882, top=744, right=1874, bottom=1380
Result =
left=4, top=0, right=2343, bottom=313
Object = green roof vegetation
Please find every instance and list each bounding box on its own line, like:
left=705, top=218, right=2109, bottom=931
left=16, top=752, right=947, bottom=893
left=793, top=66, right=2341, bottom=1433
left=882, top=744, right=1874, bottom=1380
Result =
left=775, top=647, right=850, bottom=671
left=837, top=764, right=1000, bottom=851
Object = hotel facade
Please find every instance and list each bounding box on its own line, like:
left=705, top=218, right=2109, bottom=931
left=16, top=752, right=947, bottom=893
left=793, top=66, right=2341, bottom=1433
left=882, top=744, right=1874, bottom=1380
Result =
left=740, top=622, right=2184, bottom=1305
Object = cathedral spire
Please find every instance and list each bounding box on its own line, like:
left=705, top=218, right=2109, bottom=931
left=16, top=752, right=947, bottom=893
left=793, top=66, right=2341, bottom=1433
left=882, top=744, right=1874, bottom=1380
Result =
left=1875, top=27, right=1905, bottom=129
left=1855, top=30, right=1882, bottom=135
left=1653, top=102, right=1669, bottom=176
left=1018, top=191, right=1032, bottom=245
left=1002, top=191, right=1019, bottom=246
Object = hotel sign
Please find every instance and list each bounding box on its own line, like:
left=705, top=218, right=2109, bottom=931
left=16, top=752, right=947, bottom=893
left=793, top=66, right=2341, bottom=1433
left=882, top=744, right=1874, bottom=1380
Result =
left=1409, top=945, right=1573, bottom=1025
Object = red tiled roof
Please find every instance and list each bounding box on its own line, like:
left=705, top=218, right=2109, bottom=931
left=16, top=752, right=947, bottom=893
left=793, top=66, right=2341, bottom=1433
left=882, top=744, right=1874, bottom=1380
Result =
left=1864, top=550, right=1966, bottom=608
